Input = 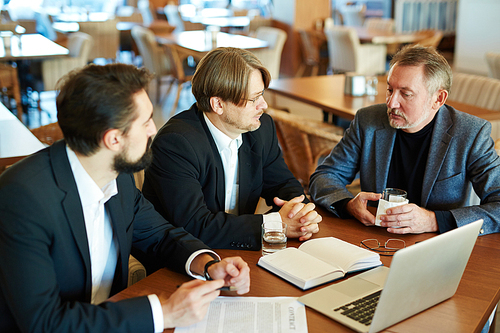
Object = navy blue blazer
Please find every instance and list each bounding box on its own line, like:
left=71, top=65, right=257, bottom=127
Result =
left=0, top=140, right=210, bottom=332
left=310, top=104, right=500, bottom=235
left=142, top=104, right=306, bottom=250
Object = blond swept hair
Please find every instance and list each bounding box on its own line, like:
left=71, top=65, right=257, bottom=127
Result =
left=191, top=47, right=271, bottom=112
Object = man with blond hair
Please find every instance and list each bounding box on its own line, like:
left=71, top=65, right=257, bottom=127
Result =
left=141, top=47, right=321, bottom=259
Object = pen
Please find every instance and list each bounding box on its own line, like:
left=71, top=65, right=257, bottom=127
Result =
left=176, top=285, right=237, bottom=291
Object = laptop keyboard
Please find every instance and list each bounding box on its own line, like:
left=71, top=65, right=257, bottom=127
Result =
left=334, top=290, right=382, bottom=326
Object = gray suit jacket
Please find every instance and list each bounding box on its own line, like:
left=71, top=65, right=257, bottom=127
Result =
left=309, top=104, right=500, bottom=234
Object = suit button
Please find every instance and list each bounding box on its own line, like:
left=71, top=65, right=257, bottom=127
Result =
left=230, top=242, right=236, bottom=247
left=246, top=244, right=251, bottom=248
left=480, top=228, right=484, bottom=234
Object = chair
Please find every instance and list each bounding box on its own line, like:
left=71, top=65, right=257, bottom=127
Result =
left=266, top=108, right=344, bottom=190
left=486, top=52, right=500, bottom=80
left=30, top=122, right=64, bottom=146
left=42, top=32, right=94, bottom=91
left=324, top=26, right=386, bottom=75
left=163, top=44, right=194, bottom=116
left=131, top=25, right=174, bottom=104
left=164, top=4, right=186, bottom=33
left=339, top=4, right=366, bottom=27
left=78, top=18, right=120, bottom=61
left=137, top=0, right=175, bottom=35
left=296, top=30, right=321, bottom=77
left=413, top=29, right=443, bottom=48
left=0, top=63, right=23, bottom=119
left=448, top=73, right=500, bottom=111
left=252, top=26, right=287, bottom=80
left=448, top=72, right=500, bottom=141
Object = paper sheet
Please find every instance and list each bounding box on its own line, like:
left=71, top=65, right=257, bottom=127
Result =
left=174, top=297, right=308, bottom=333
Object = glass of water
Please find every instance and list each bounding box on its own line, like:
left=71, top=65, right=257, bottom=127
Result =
left=261, top=221, right=287, bottom=256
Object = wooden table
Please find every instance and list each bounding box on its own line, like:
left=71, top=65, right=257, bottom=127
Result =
left=268, top=75, right=500, bottom=122
left=0, top=34, right=69, bottom=61
left=353, top=27, right=426, bottom=44
left=155, top=30, right=268, bottom=60
left=109, top=208, right=500, bottom=333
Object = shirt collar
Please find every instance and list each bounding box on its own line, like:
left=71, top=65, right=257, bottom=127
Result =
left=66, top=146, right=118, bottom=209
left=203, top=112, right=243, bottom=153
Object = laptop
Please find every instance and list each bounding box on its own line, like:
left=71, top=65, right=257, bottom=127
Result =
left=298, top=219, right=483, bottom=333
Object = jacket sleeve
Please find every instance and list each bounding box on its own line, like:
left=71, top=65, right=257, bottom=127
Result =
left=309, top=113, right=363, bottom=216
left=449, top=121, right=500, bottom=235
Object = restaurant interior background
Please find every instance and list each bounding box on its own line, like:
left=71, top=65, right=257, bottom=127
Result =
left=1, top=0, right=499, bottom=128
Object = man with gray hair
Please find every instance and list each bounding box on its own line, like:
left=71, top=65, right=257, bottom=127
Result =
left=309, top=45, right=500, bottom=235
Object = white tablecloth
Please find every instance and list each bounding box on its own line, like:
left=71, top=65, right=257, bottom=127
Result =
left=0, top=103, right=45, bottom=158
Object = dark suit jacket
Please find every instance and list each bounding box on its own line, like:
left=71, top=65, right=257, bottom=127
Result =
left=142, top=104, right=305, bottom=250
left=0, top=140, right=210, bottom=333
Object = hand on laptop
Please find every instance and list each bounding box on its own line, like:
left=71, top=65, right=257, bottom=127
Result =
left=346, top=192, right=382, bottom=226
left=379, top=204, right=439, bottom=234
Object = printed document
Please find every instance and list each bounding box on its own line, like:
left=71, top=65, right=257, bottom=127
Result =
left=174, top=297, right=308, bottom=333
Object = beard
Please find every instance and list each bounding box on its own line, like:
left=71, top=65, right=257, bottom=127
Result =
left=222, top=111, right=262, bottom=133
left=387, top=108, right=428, bottom=130
left=113, top=137, right=153, bottom=174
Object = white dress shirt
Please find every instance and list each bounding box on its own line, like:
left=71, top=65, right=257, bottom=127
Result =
left=203, top=113, right=282, bottom=223
left=67, top=146, right=219, bottom=332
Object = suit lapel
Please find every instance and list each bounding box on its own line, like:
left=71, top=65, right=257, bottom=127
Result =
left=375, top=125, right=397, bottom=192
left=106, top=178, right=129, bottom=290
left=238, top=133, right=260, bottom=214
left=421, top=107, right=453, bottom=206
left=50, top=141, right=92, bottom=294
left=197, top=108, right=226, bottom=210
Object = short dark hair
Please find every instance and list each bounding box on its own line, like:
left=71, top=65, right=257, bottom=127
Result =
left=56, top=63, right=153, bottom=156
left=390, top=45, right=452, bottom=95
left=191, top=47, right=271, bottom=112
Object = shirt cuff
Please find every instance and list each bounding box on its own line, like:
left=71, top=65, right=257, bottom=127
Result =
left=185, top=250, right=221, bottom=280
left=263, top=212, right=283, bottom=223
left=147, top=294, right=164, bottom=333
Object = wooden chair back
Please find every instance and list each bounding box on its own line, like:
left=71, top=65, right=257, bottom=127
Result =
left=266, top=108, right=344, bottom=190
left=30, top=122, right=64, bottom=146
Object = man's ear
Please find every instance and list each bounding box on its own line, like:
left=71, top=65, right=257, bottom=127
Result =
left=209, top=97, right=224, bottom=116
left=433, top=89, right=448, bottom=110
left=102, top=129, right=123, bottom=152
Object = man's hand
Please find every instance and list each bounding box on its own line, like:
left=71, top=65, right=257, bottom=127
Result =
left=160, top=279, right=223, bottom=329
left=274, top=195, right=322, bottom=241
left=345, top=192, right=382, bottom=226
left=380, top=203, right=438, bottom=234
left=206, top=257, right=250, bottom=295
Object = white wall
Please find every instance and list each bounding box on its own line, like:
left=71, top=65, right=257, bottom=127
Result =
left=454, top=0, right=500, bottom=75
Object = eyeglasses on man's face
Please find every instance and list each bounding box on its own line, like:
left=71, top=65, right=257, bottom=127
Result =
left=244, top=89, right=265, bottom=105
left=360, top=238, right=406, bottom=256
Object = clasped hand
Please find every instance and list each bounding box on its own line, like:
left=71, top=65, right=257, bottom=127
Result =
left=346, top=192, right=438, bottom=234
left=275, top=194, right=322, bottom=241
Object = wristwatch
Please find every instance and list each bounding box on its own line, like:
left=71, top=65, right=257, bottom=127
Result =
left=203, top=259, right=220, bottom=280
